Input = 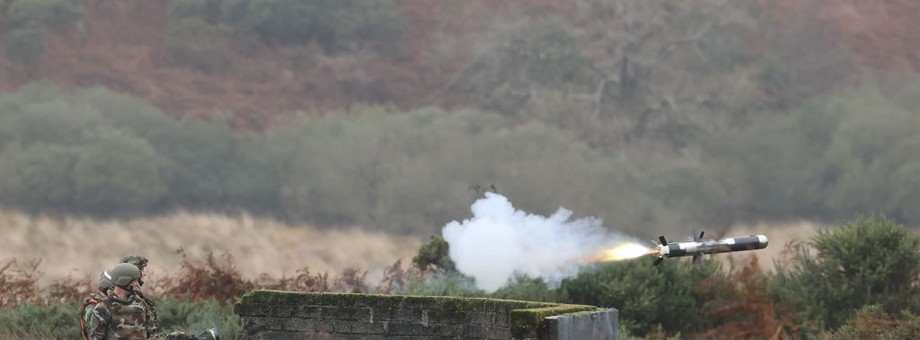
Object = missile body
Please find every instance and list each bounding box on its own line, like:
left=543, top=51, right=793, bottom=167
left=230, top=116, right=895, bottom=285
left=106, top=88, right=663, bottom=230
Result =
left=652, top=234, right=768, bottom=265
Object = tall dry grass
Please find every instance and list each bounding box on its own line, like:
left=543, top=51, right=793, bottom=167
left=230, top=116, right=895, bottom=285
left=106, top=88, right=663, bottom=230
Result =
left=0, top=210, right=422, bottom=288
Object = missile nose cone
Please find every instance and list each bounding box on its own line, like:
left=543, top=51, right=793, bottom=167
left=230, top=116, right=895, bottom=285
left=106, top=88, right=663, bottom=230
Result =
left=756, top=235, right=769, bottom=247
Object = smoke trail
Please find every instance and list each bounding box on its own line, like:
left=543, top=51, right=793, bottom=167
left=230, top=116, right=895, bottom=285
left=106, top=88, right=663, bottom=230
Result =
left=442, top=192, right=638, bottom=292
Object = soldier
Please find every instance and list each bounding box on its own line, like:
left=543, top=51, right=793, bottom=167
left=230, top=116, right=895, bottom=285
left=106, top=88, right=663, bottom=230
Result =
left=80, top=269, right=116, bottom=339
left=117, top=255, right=220, bottom=340
left=84, top=263, right=220, bottom=340
left=84, top=263, right=153, bottom=339
left=119, top=255, right=160, bottom=336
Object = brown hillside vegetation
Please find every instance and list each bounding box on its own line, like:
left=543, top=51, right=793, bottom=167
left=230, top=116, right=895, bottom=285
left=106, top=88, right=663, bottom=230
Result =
left=0, top=210, right=421, bottom=286
left=1, top=0, right=917, bottom=130
left=768, top=0, right=920, bottom=72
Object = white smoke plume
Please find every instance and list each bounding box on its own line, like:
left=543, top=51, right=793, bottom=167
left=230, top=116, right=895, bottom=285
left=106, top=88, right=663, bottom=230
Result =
left=442, top=192, right=638, bottom=292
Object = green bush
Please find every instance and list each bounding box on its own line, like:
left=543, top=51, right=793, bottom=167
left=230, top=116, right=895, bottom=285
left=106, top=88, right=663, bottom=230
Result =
left=165, top=17, right=230, bottom=74
left=2, top=27, right=44, bottom=64
left=1, top=0, right=82, bottom=63
left=155, top=298, right=240, bottom=337
left=0, top=301, right=83, bottom=339
left=5, top=0, right=83, bottom=30
left=412, top=235, right=456, bottom=272
left=444, top=17, right=594, bottom=114
left=561, top=258, right=721, bottom=336
left=72, top=130, right=168, bottom=214
left=771, top=216, right=920, bottom=331
left=0, top=143, right=78, bottom=211
left=167, top=0, right=221, bottom=23
left=491, top=276, right=563, bottom=303
left=219, top=0, right=405, bottom=54
left=276, top=107, right=613, bottom=233
left=149, top=117, right=245, bottom=210
left=399, top=272, right=486, bottom=298
left=830, top=305, right=920, bottom=339
left=0, top=298, right=239, bottom=339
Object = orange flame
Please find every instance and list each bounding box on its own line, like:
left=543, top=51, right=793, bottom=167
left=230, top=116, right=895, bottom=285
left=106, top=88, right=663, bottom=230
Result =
left=589, top=243, right=658, bottom=262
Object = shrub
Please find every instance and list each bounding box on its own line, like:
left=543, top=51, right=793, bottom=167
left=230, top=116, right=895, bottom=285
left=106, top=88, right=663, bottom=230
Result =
left=491, top=275, right=563, bottom=303
left=0, top=300, right=83, bottom=339
left=411, top=235, right=456, bottom=272
left=220, top=0, right=405, bottom=54
left=399, top=272, right=486, bottom=298
left=165, top=17, right=230, bottom=74
left=155, top=298, right=241, bottom=337
left=561, top=257, right=721, bottom=336
left=2, top=27, right=44, bottom=64
left=771, top=216, right=920, bottom=331
left=5, top=0, right=83, bottom=30
left=72, top=129, right=168, bottom=214
left=2, top=0, right=83, bottom=63
left=830, top=305, right=920, bottom=339
left=0, top=143, right=78, bottom=211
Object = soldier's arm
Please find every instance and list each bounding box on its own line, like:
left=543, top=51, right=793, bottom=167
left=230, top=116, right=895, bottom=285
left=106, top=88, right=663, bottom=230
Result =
left=137, top=289, right=161, bottom=337
left=86, top=303, right=110, bottom=340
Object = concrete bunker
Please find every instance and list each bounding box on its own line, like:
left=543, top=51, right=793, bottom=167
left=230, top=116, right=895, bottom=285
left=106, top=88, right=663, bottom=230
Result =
left=234, top=289, right=618, bottom=339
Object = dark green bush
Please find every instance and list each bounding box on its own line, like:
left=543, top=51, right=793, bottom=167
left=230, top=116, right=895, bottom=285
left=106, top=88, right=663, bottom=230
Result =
left=771, top=216, right=920, bottom=330
left=399, top=272, right=486, bottom=298
left=167, top=0, right=221, bottom=23
left=72, top=130, right=168, bottom=214
left=155, top=298, right=240, bottom=337
left=0, top=143, right=78, bottom=211
left=5, top=0, right=83, bottom=30
left=0, top=301, right=83, bottom=339
left=0, top=298, right=238, bottom=339
left=165, top=17, right=230, bottom=74
left=830, top=305, right=920, bottom=339
left=412, top=235, right=456, bottom=272
left=561, top=258, right=721, bottom=336
left=219, top=0, right=405, bottom=54
left=2, top=27, right=44, bottom=64
left=491, top=275, right=563, bottom=303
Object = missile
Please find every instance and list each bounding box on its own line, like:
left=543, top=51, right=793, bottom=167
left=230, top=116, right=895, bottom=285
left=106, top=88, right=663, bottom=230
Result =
left=652, top=231, right=769, bottom=266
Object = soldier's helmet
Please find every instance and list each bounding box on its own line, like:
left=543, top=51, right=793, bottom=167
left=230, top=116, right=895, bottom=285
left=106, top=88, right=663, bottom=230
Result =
left=107, top=263, right=141, bottom=288
left=98, top=270, right=115, bottom=292
left=120, top=255, right=149, bottom=270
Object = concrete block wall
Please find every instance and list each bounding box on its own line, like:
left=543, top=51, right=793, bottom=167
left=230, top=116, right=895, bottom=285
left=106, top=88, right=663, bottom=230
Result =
left=234, top=290, right=617, bottom=340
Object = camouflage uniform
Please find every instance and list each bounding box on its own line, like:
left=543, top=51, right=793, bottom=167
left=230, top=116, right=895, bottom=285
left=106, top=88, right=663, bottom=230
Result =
left=121, top=255, right=161, bottom=337
left=86, top=291, right=158, bottom=340
left=106, top=256, right=218, bottom=340
left=135, top=287, right=160, bottom=337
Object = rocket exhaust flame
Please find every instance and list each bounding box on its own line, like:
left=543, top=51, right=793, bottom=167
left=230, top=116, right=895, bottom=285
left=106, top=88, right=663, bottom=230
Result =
left=589, top=243, right=657, bottom=262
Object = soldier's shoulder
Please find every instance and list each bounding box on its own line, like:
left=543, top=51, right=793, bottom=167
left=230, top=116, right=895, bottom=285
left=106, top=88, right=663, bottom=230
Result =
left=85, top=291, right=107, bottom=301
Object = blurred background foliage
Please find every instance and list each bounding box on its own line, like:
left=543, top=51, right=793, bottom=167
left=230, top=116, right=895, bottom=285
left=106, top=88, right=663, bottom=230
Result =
left=0, top=0, right=914, bottom=238
left=1, top=79, right=919, bottom=238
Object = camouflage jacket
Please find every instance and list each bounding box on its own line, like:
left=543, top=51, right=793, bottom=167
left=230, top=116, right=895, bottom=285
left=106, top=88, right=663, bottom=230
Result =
left=82, top=290, right=110, bottom=338
left=86, top=292, right=155, bottom=340
left=135, top=287, right=160, bottom=337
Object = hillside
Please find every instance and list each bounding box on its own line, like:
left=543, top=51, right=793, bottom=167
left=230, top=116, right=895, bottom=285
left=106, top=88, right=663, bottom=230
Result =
left=1, top=0, right=917, bottom=130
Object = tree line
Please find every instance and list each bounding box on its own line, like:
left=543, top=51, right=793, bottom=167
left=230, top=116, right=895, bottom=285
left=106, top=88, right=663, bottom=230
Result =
left=1, top=82, right=919, bottom=237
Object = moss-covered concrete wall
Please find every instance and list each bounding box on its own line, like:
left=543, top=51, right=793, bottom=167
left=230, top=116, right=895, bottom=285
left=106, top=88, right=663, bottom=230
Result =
left=234, top=290, right=616, bottom=339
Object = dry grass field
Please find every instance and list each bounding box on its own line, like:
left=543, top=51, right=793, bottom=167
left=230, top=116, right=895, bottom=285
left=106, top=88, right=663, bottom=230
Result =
left=0, top=210, right=422, bottom=287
